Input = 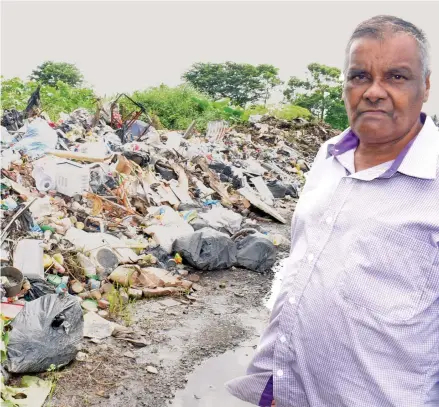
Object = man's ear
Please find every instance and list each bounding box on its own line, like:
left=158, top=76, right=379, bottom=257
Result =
left=424, top=73, right=431, bottom=103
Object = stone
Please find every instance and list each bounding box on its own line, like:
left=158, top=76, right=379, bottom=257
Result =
left=109, top=266, right=139, bottom=287
left=188, top=274, right=200, bottom=283
left=128, top=288, right=143, bottom=300
left=98, top=310, right=110, bottom=319
left=141, top=267, right=182, bottom=287
left=76, top=352, right=89, bottom=362
left=124, top=351, right=136, bottom=359
left=90, top=289, right=102, bottom=301
left=180, top=280, right=193, bottom=290
left=146, top=366, right=158, bottom=374
left=81, top=299, right=98, bottom=312
left=158, top=298, right=180, bottom=308
left=177, top=268, right=188, bottom=277
left=98, top=299, right=110, bottom=309
left=100, top=282, right=115, bottom=294
left=142, top=287, right=181, bottom=298
left=119, top=288, right=129, bottom=304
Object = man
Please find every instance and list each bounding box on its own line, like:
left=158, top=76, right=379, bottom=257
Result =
left=226, top=15, right=439, bottom=407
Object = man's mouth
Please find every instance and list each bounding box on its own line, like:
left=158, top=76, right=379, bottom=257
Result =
left=360, top=110, right=389, bottom=116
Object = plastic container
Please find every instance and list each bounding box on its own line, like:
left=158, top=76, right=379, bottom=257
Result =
left=0, top=267, right=24, bottom=297
left=32, top=166, right=55, bottom=192
left=55, top=161, right=90, bottom=197
left=13, top=239, right=44, bottom=279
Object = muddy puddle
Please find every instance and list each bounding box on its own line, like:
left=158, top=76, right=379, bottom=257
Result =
left=173, top=258, right=288, bottom=407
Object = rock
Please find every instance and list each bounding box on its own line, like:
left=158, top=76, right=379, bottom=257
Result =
left=76, top=352, right=88, bottom=362
left=109, top=266, right=139, bottom=287
left=90, top=289, right=102, bottom=301
left=81, top=299, right=98, bottom=312
left=219, top=283, right=226, bottom=289
left=141, top=267, right=182, bottom=287
left=188, top=274, right=200, bottom=283
left=158, top=298, right=180, bottom=308
left=128, top=288, right=143, bottom=300
left=100, top=282, right=114, bottom=294
left=180, top=280, right=193, bottom=290
left=83, top=312, right=114, bottom=339
left=146, top=366, right=158, bottom=374
left=98, top=310, right=110, bottom=319
left=177, top=268, right=188, bottom=277
left=98, top=299, right=110, bottom=309
left=119, top=288, right=129, bottom=304
left=124, top=351, right=136, bottom=359
left=71, top=280, right=84, bottom=294
left=142, top=287, right=181, bottom=298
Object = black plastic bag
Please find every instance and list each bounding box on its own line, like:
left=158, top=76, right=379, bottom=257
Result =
left=267, top=180, right=299, bottom=199
left=7, top=293, right=83, bottom=373
left=234, top=232, right=276, bottom=272
left=173, top=229, right=237, bottom=271
left=24, top=277, right=56, bottom=301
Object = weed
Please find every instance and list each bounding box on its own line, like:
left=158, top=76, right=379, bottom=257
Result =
left=107, top=287, right=135, bottom=326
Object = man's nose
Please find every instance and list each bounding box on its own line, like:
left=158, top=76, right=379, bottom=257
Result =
left=362, top=80, right=388, bottom=103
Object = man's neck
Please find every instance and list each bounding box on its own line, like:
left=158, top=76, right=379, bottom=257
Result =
left=354, top=120, right=423, bottom=172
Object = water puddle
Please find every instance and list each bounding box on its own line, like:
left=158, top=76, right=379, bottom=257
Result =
left=172, top=346, right=256, bottom=407
left=173, top=258, right=290, bottom=406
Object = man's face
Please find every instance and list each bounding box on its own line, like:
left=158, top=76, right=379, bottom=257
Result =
left=343, top=33, right=430, bottom=144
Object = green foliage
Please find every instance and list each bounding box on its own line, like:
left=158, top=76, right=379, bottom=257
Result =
left=271, top=104, right=312, bottom=121
left=1, top=76, right=96, bottom=121
left=241, top=104, right=311, bottom=122
left=182, top=62, right=282, bottom=107
left=30, top=61, right=83, bottom=87
left=284, top=63, right=348, bottom=130
left=121, top=85, right=243, bottom=132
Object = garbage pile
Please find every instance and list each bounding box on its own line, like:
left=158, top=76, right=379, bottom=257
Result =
left=0, top=95, right=338, bottom=384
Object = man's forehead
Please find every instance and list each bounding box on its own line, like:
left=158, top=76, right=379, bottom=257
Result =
left=347, top=34, right=422, bottom=69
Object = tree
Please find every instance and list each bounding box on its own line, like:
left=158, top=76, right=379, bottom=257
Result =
left=30, top=61, right=83, bottom=88
left=283, top=63, right=348, bottom=130
left=182, top=62, right=282, bottom=107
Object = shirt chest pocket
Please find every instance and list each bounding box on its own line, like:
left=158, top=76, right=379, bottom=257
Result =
left=338, top=222, right=438, bottom=322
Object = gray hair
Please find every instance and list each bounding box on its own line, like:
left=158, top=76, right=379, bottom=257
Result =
left=344, top=15, right=431, bottom=79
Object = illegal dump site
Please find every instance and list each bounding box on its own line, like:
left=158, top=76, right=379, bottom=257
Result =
left=0, top=89, right=339, bottom=406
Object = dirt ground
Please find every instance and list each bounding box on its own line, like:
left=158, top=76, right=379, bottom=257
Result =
left=43, top=205, right=294, bottom=407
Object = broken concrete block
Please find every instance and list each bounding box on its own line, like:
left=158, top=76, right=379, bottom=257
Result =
left=128, top=288, right=143, bottom=300
left=142, top=287, right=180, bottom=298
left=180, top=280, right=193, bottom=290
left=109, top=266, right=138, bottom=287
left=141, top=267, right=181, bottom=287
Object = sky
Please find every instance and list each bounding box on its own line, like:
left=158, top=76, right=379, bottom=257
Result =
left=1, top=1, right=438, bottom=115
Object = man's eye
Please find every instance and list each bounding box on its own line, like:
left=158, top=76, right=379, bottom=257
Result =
left=349, top=74, right=367, bottom=81
left=391, top=74, right=406, bottom=81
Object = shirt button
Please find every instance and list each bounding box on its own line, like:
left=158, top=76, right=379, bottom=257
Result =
left=307, top=253, right=314, bottom=263
left=280, top=335, right=286, bottom=343
left=289, top=296, right=296, bottom=305
left=277, top=369, right=284, bottom=377
left=325, top=216, right=333, bottom=225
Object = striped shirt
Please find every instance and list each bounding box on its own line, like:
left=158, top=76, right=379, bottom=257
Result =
left=226, top=114, right=439, bottom=407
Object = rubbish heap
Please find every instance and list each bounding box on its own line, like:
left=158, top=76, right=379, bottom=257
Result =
left=0, top=93, right=339, bottom=384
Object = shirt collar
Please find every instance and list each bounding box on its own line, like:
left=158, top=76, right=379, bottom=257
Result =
left=327, top=113, right=439, bottom=180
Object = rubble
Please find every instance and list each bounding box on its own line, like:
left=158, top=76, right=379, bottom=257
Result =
left=0, top=94, right=338, bottom=381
